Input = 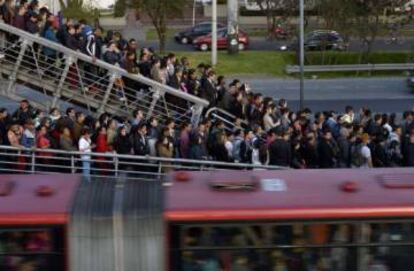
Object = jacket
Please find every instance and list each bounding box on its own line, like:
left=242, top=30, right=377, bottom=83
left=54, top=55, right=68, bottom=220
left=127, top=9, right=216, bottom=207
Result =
left=103, top=50, right=122, bottom=66
left=201, top=79, right=217, bottom=107
left=403, top=142, right=414, bottom=166
left=131, top=133, right=149, bottom=156
left=269, top=139, right=291, bottom=166
left=42, top=27, right=59, bottom=56
left=318, top=138, right=336, bottom=168
left=113, top=134, right=132, bottom=155
left=65, top=34, right=80, bottom=51
left=12, top=14, right=25, bottom=30
left=25, top=20, right=39, bottom=34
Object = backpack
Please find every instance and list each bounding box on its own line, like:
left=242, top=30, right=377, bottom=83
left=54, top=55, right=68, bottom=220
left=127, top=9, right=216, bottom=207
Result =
left=351, top=143, right=364, bottom=167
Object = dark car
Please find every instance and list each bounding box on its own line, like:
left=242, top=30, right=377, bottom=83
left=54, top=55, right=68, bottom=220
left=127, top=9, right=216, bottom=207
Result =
left=193, top=28, right=250, bottom=51
left=175, top=22, right=225, bottom=44
left=280, top=30, right=348, bottom=51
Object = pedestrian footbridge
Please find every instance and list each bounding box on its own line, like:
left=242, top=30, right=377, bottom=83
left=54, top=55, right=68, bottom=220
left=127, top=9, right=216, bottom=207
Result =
left=0, top=23, right=208, bottom=125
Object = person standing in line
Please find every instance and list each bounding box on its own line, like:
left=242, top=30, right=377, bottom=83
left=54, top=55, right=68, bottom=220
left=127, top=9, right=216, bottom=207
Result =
left=78, top=128, right=94, bottom=180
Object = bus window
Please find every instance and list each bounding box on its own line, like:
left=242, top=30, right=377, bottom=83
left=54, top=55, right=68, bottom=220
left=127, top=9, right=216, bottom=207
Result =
left=359, top=222, right=414, bottom=271
left=170, top=221, right=414, bottom=271
left=0, top=226, right=64, bottom=271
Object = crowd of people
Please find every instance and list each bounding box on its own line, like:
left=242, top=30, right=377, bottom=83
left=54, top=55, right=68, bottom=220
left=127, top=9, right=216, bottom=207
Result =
left=0, top=0, right=414, bottom=176
left=0, top=229, right=55, bottom=271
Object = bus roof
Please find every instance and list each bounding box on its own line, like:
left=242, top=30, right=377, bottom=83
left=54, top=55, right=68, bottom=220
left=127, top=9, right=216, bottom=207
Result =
left=0, top=174, right=81, bottom=225
left=165, top=168, right=414, bottom=222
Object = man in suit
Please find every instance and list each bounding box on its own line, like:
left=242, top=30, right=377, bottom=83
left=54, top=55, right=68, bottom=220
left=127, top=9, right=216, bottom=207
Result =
left=201, top=70, right=217, bottom=108
left=131, top=122, right=149, bottom=156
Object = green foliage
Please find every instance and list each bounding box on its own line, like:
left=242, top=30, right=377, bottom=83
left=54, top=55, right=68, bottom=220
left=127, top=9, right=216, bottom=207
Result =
left=59, top=0, right=100, bottom=22
left=130, top=0, right=188, bottom=52
left=314, top=0, right=412, bottom=59
left=114, top=0, right=127, bottom=17
left=174, top=51, right=293, bottom=77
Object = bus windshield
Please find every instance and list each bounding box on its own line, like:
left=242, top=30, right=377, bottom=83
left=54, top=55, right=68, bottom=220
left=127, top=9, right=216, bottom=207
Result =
left=0, top=226, right=64, bottom=271
left=170, top=219, right=414, bottom=271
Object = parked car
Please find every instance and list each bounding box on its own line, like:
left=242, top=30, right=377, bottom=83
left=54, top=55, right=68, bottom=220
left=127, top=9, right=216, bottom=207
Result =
left=408, top=71, right=414, bottom=91
left=193, top=28, right=250, bottom=51
left=280, top=30, right=348, bottom=51
left=175, top=22, right=225, bottom=44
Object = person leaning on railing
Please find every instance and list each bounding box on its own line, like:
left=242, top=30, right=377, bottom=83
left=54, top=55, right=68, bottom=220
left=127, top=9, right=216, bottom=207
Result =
left=78, top=127, right=95, bottom=180
left=7, top=124, right=24, bottom=171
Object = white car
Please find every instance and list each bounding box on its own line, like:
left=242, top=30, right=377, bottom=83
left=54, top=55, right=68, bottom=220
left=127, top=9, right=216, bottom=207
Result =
left=195, top=0, right=212, bottom=4
left=395, top=0, right=414, bottom=13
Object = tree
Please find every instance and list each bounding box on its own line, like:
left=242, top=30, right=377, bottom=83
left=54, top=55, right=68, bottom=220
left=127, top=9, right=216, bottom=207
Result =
left=316, top=0, right=411, bottom=61
left=255, top=0, right=297, bottom=38
left=115, top=0, right=187, bottom=53
left=58, top=0, right=100, bottom=22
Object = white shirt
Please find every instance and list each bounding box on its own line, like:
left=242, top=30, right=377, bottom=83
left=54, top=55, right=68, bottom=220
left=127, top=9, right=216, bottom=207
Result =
left=79, top=137, right=92, bottom=160
left=263, top=113, right=279, bottom=132
left=225, top=140, right=233, bottom=159
left=361, top=145, right=371, bottom=168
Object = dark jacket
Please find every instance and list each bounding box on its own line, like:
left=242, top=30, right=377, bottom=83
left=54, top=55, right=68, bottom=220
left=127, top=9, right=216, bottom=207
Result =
left=229, top=101, right=245, bottom=120
left=371, top=142, right=388, bottom=168
left=103, top=50, right=122, bottom=66
left=269, top=139, right=291, bottom=167
left=114, top=134, right=132, bottom=155
left=12, top=14, right=25, bottom=30
left=201, top=79, right=217, bottom=107
left=138, top=61, right=152, bottom=78
left=318, top=138, right=336, bottom=168
left=219, top=91, right=235, bottom=111
left=186, top=79, right=200, bottom=97
left=212, top=142, right=230, bottom=162
left=131, top=133, right=149, bottom=156
left=56, top=25, right=69, bottom=45
left=403, top=142, right=414, bottom=167
left=12, top=106, right=36, bottom=125
left=302, top=143, right=319, bottom=168
left=337, top=135, right=350, bottom=167
left=25, top=20, right=39, bottom=34
left=65, top=34, right=80, bottom=51
left=291, top=147, right=305, bottom=169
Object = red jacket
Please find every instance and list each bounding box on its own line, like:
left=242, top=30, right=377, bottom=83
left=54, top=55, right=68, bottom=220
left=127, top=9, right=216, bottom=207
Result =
left=95, top=134, right=109, bottom=153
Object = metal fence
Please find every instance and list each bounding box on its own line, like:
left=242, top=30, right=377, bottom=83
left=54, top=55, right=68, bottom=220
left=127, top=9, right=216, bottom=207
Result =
left=285, top=63, right=414, bottom=74
left=205, top=107, right=250, bottom=131
left=0, top=145, right=285, bottom=180
left=0, top=23, right=209, bottom=126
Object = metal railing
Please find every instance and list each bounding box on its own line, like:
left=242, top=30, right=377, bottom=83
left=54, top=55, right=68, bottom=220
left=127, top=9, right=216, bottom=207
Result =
left=205, top=107, right=249, bottom=131
left=285, top=63, right=414, bottom=74
left=0, top=145, right=285, bottom=180
left=0, top=23, right=209, bottom=126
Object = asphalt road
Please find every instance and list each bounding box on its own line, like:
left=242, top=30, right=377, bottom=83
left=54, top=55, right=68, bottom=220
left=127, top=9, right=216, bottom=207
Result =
left=141, top=37, right=414, bottom=52
left=1, top=77, right=412, bottom=115
left=234, top=76, right=414, bottom=113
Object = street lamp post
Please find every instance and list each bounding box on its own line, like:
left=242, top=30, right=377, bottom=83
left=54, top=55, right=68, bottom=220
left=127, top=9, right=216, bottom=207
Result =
left=192, top=0, right=196, bottom=26
left=227, top=0, right=239, bottom=55
left=212, top=0, right=218, bottom=66
left=299, top=0, right=305, bottom=110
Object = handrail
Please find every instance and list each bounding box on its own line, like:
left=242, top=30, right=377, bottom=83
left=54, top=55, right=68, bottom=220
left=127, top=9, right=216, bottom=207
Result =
left=285, top=63, right=414, bottom=74
left=0, top=145, right=286, bottom=170
left=205, top=107, right=249, bottom=130
left=0, top=22, right=209, bottom=107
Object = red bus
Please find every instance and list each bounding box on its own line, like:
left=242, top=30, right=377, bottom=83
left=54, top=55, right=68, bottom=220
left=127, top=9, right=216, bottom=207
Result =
left=0, top=174, right=80, bottom=271
left=1, top=169, right=414, bottom=270
left=165, top=168, right=414, bottom=271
